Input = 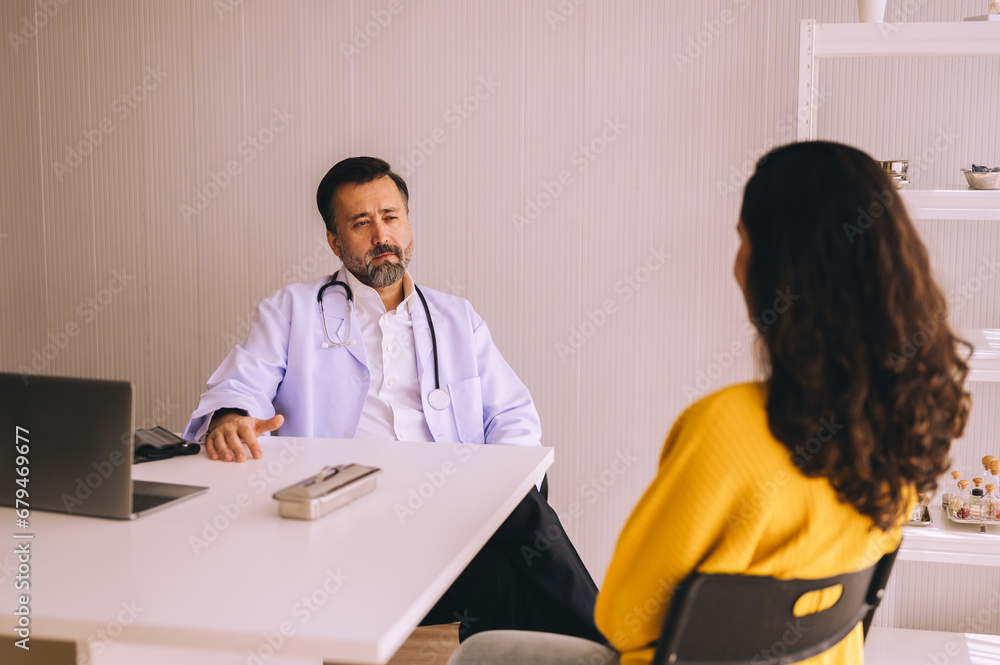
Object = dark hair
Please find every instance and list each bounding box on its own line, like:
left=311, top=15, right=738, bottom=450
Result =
left=316, top=156, right=409, bottom=234
left=739, top=141, right=971, bottom=531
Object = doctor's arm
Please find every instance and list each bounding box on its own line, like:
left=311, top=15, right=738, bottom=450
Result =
left=473, top=316, right=542, bottom=448
left=183, top=296, right=291, bottom=461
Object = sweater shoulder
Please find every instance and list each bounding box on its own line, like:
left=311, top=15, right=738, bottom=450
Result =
left=663, top=382, right=780, bottom=465
left=684, top=382, right=768, bottom=429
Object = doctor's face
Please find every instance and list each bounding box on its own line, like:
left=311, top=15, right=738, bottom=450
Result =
left=327, top=176, right=414, bottom=289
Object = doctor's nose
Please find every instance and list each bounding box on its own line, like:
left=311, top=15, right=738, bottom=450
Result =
left=371, top=220, right=393, bottom=244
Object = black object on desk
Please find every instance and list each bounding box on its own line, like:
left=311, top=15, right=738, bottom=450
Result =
left=134, top=426, right=201, bottom=464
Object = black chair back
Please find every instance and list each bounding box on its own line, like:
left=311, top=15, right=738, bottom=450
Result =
left=650, top=547, right=899, bottom=665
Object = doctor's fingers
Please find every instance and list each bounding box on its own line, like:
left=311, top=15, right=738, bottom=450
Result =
left=207, top=425, right=247, bottom=463
left=218, top=427, right=251, bottom=463
left=237, top=422, right=264, bottom=461
left=255, top=413, right=284, bottom=434
left=205, top=435, right=220, bottom=461
left=209, top=429, right=239, bottom=462
left=204, top=430, right=234, bottom=461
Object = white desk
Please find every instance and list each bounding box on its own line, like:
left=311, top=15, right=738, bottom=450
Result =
left=1, top=437, right=553, bottom=665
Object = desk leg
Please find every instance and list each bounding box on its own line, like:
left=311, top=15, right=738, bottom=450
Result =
left=84, top=641, right=322, bottom=665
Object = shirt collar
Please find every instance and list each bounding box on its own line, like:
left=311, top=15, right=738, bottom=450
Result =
left=340, top=266, right=415, bottom=314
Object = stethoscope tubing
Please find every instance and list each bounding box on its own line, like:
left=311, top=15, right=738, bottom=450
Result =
left=412, top=285, right=442, bottom=400
left=318, top=269, right=449, bottom=410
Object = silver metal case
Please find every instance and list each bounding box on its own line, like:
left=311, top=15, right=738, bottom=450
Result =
left=272, top=463, right=382, bottom=520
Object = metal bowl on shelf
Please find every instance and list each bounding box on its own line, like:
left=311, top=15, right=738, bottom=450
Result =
left=878, top=159, right=908, bottom=176
left=878, top=159, right=910, bottom=189
left=961, top=168, right=1000, bottom=190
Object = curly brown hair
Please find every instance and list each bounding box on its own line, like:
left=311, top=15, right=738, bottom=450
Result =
left=739, top=141, right=971, bottom=531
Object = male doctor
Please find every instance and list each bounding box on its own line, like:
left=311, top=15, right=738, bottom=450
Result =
left=183, top=156, right=602, bottom=642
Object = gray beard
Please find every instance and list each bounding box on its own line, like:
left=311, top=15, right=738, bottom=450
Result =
left=350, top=260, right=406, bottom=289
left=342, top=241, right=412, bottom=289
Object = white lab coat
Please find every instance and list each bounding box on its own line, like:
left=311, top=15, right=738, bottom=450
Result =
left=183, top=275, right=542, bottom=448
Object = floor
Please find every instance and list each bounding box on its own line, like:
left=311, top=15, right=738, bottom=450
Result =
left=385, top=624, right=460, bottom=665
left=9, top=624, right=460, bottom=665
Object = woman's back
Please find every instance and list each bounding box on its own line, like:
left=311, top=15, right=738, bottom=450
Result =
left=595, top=382, right=904, bottom=665
left=599, top=142, right=970, bottom=665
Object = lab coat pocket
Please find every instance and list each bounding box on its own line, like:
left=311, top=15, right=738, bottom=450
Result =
left=448, top=376, right=485, bottom=444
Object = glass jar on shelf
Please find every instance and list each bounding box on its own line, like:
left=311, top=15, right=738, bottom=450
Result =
left=980, top=456, right=996, bottom=490
left=953, top=479, right=971, bottom=519
left=985, top=484, right=1000, bottom=522
left=986, top=459, right=1000, bottom=491
left=971, top=478, right=986, bottom=520
left=909, top=493, right=927, bottom=523
left=943, top=470, right=962, bottom=508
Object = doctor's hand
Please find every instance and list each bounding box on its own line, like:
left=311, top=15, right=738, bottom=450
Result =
left=205, top=413, right=285, bottom=463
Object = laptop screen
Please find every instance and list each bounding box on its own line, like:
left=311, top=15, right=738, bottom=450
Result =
left=0, top=373, right=135, bottom=519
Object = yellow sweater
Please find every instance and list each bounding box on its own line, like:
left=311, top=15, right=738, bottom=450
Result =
left=595, top=383, right=904, bottom=665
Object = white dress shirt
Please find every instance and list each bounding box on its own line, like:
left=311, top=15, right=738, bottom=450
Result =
left=343, top=268, right=435, bottom=442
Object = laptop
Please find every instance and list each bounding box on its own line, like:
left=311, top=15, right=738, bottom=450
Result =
left=0, top=373, right=208, bottom=519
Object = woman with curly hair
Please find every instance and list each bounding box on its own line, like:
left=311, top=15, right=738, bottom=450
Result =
left=447, top=141, right=971, bottom=665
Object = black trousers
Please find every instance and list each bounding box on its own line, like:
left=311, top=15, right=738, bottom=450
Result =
left=419, top=488, right=605, bottom=644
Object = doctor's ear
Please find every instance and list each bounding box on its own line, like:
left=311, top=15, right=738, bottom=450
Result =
left=326, top=230, right=342, bottom=258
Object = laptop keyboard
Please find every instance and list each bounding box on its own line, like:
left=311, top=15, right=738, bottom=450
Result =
left=132, top=493, right=175, bottom=513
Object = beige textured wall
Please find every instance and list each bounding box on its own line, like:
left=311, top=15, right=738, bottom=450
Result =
left=2, top=0, right=998, bottom=631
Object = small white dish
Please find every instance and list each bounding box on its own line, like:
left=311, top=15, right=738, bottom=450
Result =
left=961, top=168, right=1000, bottom=190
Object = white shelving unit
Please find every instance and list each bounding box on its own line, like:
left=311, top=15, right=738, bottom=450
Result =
left=797, top=20, right=1000, bottom=567
left=901, top=503, right=999, bottom=567
left=900, top=189, right=1000, bottom=222
left=800, top=21, right=1000, bottom=60
left=964, top=328, right=1000, bottom=383
left=797, top=19, right=1000, bottom=384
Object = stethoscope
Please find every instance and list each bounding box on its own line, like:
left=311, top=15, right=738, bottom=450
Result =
left=317, top=269, right=451, bottom=411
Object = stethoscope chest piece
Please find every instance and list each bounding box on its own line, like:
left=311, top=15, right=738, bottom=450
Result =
left=428, top=388, right=450, bottom=411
